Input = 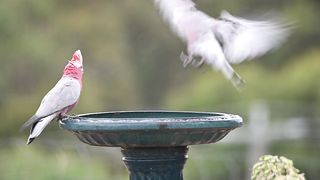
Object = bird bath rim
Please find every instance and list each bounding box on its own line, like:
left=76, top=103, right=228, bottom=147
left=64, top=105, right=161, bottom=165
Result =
left=60, top=110, right=242, bottom=131
left=59, top=111, right=242, bottom=148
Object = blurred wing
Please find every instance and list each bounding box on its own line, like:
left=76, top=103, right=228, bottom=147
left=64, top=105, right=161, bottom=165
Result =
left=34, top=77, right=81, bottom=118
left=215, top=10, right=291, bottom=64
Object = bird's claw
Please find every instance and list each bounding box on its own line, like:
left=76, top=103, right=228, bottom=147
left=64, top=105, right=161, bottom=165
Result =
left=180, top=51, right=193, bottom=67
left=180, top=52, right=204, bottom=68
left=191, top=58, right=204, bottom=68
left=57, top=114, right=75, bottom=121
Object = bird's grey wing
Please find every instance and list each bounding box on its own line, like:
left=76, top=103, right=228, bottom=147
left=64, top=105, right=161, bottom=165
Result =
left=35, top=77, right=81, bottom=117
left=20, top=115, right=40, bottom=131
left=214, top=10, right=292, bottom=64
left=21, top=77, right=80, bottom=130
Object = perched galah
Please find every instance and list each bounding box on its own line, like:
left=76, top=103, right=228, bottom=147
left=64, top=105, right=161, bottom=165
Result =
left=154, top=0, right=291, bottom=88
left=20, top=50, right=84, bottom=144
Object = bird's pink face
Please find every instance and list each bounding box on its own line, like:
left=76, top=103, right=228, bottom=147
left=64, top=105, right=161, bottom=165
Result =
left=63, top=50, right=84, bottom=80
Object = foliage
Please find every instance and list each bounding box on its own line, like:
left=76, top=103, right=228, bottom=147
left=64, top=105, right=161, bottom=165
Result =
left=251, top=155, right=305, bottom=180
left=185, top=145, right=247, bottom=180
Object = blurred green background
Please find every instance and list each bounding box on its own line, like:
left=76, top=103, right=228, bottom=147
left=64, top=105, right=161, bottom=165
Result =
left=0, top=0, right=319, bottom=179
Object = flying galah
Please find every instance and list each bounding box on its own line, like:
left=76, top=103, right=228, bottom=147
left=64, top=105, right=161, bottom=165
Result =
left=20, top=50, right=84, bottom=144
left=154, top=0, right=291, bottom=88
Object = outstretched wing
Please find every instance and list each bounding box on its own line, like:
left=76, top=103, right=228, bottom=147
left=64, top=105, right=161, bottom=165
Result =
left=20, top=77, right=81, bottom=130
left=215, top=10, right=292, bottom=64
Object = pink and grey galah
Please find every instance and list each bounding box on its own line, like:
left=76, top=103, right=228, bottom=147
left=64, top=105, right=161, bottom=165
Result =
left=20, top=50, right=84, bottom=144
left=154, top=0, right=291, bottom=88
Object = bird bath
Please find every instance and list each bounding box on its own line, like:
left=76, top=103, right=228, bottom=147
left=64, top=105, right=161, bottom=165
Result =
left=60, top=111, right=242, bottom=180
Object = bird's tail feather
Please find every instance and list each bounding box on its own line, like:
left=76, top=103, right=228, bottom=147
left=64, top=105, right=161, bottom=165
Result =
left=27, top=138, right=35, bottom=145
left=231, top=71, right=245, bottom=90
left=216, top=61, right=245, bottom=90
left=27, top=113, right=57, bottom=145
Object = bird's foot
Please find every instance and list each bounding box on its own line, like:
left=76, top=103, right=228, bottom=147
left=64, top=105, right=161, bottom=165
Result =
left=191, top=57, right=205, bottom=68
left=180, top=51, right=193, bottom=67
left=58, top=114, right=78, bottom=122
left=58, top=114, right=70, bottom=121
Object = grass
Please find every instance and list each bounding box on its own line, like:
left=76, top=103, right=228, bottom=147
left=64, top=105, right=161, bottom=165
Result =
left=0, top=143, right=127, bottom=180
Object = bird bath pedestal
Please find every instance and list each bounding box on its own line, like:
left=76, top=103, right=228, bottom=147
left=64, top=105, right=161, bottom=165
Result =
left=60, top=111, right=242, bottom=180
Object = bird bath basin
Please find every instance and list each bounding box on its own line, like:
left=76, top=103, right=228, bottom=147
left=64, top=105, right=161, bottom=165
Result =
left=60, top=111, right=242, bottom=180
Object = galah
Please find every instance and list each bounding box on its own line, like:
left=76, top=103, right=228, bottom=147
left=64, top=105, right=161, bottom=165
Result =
left=154, top=0, right=291, bottom=88
left=20, top=50, right=84, bottom=144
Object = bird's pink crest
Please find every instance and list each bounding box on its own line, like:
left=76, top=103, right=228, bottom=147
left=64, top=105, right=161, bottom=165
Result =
left=63, top=50, right=84, bottom=81
left=70, top=50, right=83, bottom=64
